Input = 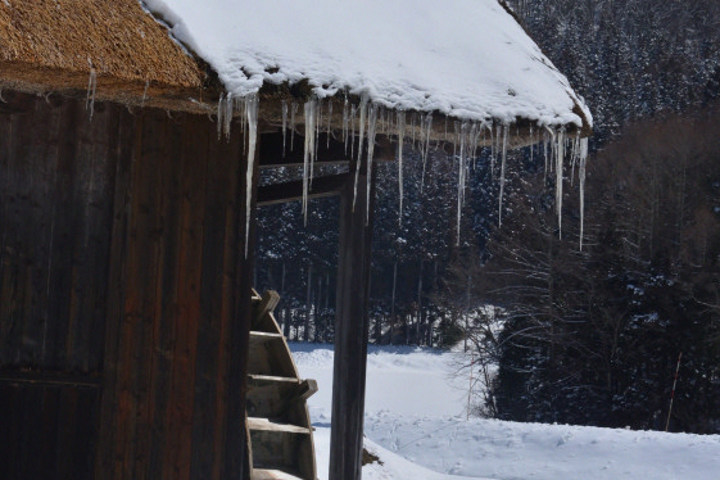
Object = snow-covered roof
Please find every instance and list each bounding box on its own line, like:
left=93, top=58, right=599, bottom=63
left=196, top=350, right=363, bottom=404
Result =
left=142, top=0, right=592, bottom=131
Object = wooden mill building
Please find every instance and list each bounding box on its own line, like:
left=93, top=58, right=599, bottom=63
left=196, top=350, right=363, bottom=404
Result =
left=0, top=1, right=591, bottom=479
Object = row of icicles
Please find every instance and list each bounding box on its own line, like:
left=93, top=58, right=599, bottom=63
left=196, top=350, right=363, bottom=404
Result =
left=215, top=93, right=590, bottom=255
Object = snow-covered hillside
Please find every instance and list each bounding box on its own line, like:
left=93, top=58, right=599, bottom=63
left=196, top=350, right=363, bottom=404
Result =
left=290, top=342, right=720, bottom=480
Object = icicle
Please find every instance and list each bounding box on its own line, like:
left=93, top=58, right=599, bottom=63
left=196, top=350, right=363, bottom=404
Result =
left=420, top=113, right=433, bottom=192
left=469, top=122, right=479, bottom=168
left=350, top=104, right=357, bottom=160
left=489, top=123, right=496, bottom=178
left=216, top=93, right=234, bottom=140
left=423, top=114, right=433, bottom=164
left=240, top=96, right=248, bottom=152
left=316, top=98, right=323, bottom=143
left=302, top=99, right=318, bottom=225
left=365, top=103, right=378, bottom=224
left=327, top=101, right=333, bottom=149
left=456, top=124, right=467, bottom=247
left=570, top=133, right=580, bottom=186
left=313, top=99, right=321, bottom=182
left=141, top=79, right=149, bottom=108
left=282, top=100, right=289, bottom=157
left=460, top=122, right=469, bottom=206
left=343, top=97, right=350, bottom=154
left=529, top=125, right=534, bottom=165
left=290, top=102, right=298, bottom=151
left=555, top=128, right=565, bottom=239
left=244, top=94, right=259, bottom=258
left=397, top=111, right=406, bottom=227
left=498, top=124, right=509, bottom=227
left=352, top=95, right=368, bottom=211
left=217, top=95, right=225, bottom=140
left=411, top=113, right=417, bottom=150
left=495, top=124, right=503, bottom=175
left=543, top=131, right=550, bottom=176
left=579, top=137, right=589, bottom=250
left=86, top=67, right=97, bottom=121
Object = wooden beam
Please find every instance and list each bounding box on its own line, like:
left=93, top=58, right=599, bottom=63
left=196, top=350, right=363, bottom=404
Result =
left=259, top=132, right=396, bottom=169
left=329, top=163, right=375, bottom=480
left=0, top=371, right=101, bottom=388
left=257, top=173, right=349, bottom=207
left=259, top=132, right=348, bottom=168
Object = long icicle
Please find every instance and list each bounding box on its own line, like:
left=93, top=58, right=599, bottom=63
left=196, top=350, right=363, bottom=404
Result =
left=489, top=123, right=496, bottom=178
left=244, top=94, right=259, bottom=258
left=303, top=99, right=317, bottom=225
left=217, top=94, right=225, bottom=140
left=498, top=123, right=508, bottom=227
left=86, top=66, right=97, bottom=121
left=570, top=133, right=579, bottom=186
left=397, top=111, right=406, bottom=227
left=327, top=101, right=333, bottom=149
left=352, top=95, right=368, bottom=211
left=223, top=93, right=233, bottom=140
left=350, top=104, right=357, bottom=160
left=543, top=130, right=549, bottom=177
left=290, top=102, right=298, bottom=151
left=313, top=99, right=320, bottom=185
left=579, top=137, right=589, bottom=250
left=420, top=113, right=433, bottom=193
left=456, top=125, right=466, bottom=247
left=556, top=128, right=565, bottom=239
left=365, top=103, right=378, bottom=224
left=529, top=125, right=534, bottom=165
left=282, top=100, right=288, bottom=157
left=343, top=97, right=349, bottom=154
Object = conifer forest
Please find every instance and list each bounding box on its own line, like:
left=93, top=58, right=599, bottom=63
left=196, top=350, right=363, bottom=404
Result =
left=255, top=0, right=720, bottom=433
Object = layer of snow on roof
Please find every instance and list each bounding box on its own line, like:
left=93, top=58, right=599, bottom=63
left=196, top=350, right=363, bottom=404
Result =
left=142, top=0, right=591, bottom=127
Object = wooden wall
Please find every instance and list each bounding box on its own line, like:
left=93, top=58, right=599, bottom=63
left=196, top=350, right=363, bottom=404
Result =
left=0, top=91, right=256, bottom=480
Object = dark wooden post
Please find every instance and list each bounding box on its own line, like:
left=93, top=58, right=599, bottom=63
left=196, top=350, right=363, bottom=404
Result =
left=329, top=164, right=375, bottom=480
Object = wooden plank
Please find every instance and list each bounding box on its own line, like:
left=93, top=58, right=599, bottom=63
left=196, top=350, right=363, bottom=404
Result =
left=0, top=370, right=100, bottom=387
left=257, top=173, right=349, bottom=207
left=259, top=131, right=348, bottom=169
left=190, top=115, right=242, bottom=480
left=65, top=99, right=117, bottom=374
left=247, top=339, right=297, bottom=378
left=248, top=374, right=301, bottom=384
left=223, top=114, right=258, bottom=480
left=258, top=131, right=395, bottom=169
left=115, top=108, right=165, bottom=480
left=163, top=110, right=208, bottom=480
left=247, top=417, right=311, bottom=434
left=249, top=331, right=284, bottom=341
left=95, top=105, right=135, bottom=480
left=329, top=166, right=376, bottom=480
left=253, top=468, right=305, bottom=480
left=254, top=290, right=281, bottom=324
left=250, top=429, right=313, bottom=477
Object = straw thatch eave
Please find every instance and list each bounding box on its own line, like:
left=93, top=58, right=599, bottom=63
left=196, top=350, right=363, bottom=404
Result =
left=0, top=61, right=222, bottom=115
left=255, top=90, right=591, bottom=151
left=0, top=0, right=591, bottom=147
left=0, top=0, right=213, bottom=112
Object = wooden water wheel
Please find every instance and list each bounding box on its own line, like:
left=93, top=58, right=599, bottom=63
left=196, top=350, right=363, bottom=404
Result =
left=247, top=291, right=318, bottom=480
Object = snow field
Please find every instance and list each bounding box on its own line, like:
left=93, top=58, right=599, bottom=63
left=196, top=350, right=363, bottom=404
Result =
left=290, top=342, right=720, bottom=480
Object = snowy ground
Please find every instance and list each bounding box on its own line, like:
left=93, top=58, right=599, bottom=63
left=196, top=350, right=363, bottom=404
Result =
left=290, top=342, right=720, bottom=480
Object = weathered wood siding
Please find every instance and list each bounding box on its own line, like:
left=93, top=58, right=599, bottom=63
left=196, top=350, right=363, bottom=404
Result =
left=0, top=91, right=256, bottom=480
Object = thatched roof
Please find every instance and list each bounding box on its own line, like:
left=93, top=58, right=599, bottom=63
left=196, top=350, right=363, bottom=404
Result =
left=142, top=0, right=591, bottom=137
left=0, top=0, right=213, bottom=113
left=0, top=0, right=591, bottom=144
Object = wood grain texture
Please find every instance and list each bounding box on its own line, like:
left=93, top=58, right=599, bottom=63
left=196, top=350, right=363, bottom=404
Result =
left=0, top=91, right=256, bottom=480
